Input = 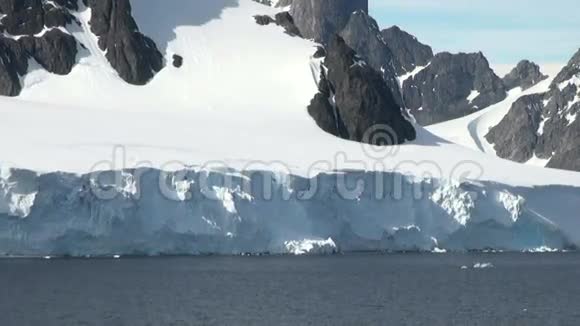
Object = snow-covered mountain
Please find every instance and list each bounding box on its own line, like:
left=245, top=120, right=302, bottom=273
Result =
left=429, top=51, right=580, bottom=172
left=1, top=0, right=580, bottom=256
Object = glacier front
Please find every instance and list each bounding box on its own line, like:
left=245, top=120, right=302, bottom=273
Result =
left=1, top=166, right=578, bottom=256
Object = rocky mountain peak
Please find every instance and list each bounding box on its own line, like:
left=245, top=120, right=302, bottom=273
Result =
left=339, top=10, right=402, bottom=106
left=307, top=35, right=416, bottom=145
left=380, top=25, right=433, bottom=75
left=486, top=49, right=580, bottom=172
left=552, top=48, right=580, bottom=87
left=502, top=59, right=548, bottom=91
left=289, top=0, right=368, bottom=44
left=402, top=51, right=506, bottom=125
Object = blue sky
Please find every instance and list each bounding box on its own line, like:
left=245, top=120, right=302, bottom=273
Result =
left=370, top=0, right=580, bottom=65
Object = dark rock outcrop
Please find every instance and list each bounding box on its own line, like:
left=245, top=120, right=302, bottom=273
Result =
left=486, top=49, right=580, bottom=172
left=552, top=49, right=580, bottom=87
left=289, top=0, right=368, bottom=44
left=275, top=0, right=293, bottom=7
left=0, top=0, right=45, bottom=35
left=252, top=0, right=293, bottom=7
left=43, top=1, right=76, bottom=28
left=485, top=95, right=544, bottom=162
left=502, top=60, right=547, bottom=91
left=0, top=37, right=28, bottom=96
left=548, top=147, right=580, bottom=172
left=254, top=14, right=275, bottom=26
left=20, top=29, right=77, bottom=75
left=0, top=0, right=79, bottom=96
left=402, top=52, right=507, bottom=125
left=307, top=36, right=416, bottom=145
left=84, top=0, right=164, bottom=85
left=252, top=0, right=275, bottom=6
left=254, top=12, right=301, bottom=37
left=339, top=10, right=402, bottom=107
left=172, top=54, right=183, bottom=68
left=308, top=71, right=349, bottom=139
left=273, top=12, right=301, bottom=37
left=380, top=25, right=434, bottom=76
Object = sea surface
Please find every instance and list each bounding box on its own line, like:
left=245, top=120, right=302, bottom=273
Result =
left=1, top=253, right=580, bottom=326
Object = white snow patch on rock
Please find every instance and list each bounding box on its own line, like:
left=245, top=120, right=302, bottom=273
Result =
left=398, top=63, right=430, bottom=85
left=467, top=90, right=480, bottom=103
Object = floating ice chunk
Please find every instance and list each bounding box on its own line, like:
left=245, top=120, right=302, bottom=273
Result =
left=525, top=246, right=559, bottom=253
left=473, top=262, right=494, bottom=269
left=284, top=238, right=336, bottom=255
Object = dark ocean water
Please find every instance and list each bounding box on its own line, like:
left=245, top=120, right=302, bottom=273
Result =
left=1, top=253, right=580, bottom=326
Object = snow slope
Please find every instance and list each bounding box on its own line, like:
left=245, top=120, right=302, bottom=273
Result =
left=0, top=0, right=579, bottom=255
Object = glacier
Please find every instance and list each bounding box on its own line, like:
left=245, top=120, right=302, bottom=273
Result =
left=0, top=0, right=579, bottom=256
left=1, top=166, right=578, bottom=256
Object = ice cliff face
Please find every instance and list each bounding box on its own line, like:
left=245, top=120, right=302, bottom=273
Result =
left=0, top=167, right=577, bottom=256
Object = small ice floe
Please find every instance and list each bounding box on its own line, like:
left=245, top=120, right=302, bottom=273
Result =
left=473, top=262, right=494, bottom=269
left=525, top=246, right=559, bottom=253
left=432, top=247, right=447, bottom=253
left=460, top=265, right=469, bottom=270
left=113, top=255, right=121, bottom=259
left=284, top=238, right=337, bottom=255
left=43, top=256, right=51, bottom=260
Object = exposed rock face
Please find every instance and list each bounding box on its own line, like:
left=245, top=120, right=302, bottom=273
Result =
left=172, top=54, right=183, bottom=68
left=402, top=52, right=507, bottom=125
left=252, top=0, right=293, bottom=7
left=339, top=11, right=402, bottom=107
left=0, top=0, right=165, bottom=94
left=254, top=14, right=275, bottom=25
left=307, top=36, right=416, bottom=145
left=486, top=95, right=544, bottom=162
left=20, top=30, right=78, bottom=75
left=552, top=50, right=580, bottom=86
left=0, top=37, right=28, bottom=96
left=486, top=49, right=580, bottom=172
left=273, top=12, right=301, bottom=37
left=380, top=25, right=434, bottom=76
left=251, top=0, right=274, bottom=6
left=0, top=0, right=45, bottom=35
left=289, top=0, right=368, bottom=44
left=84, top=0, right=164, bottom=85
left=275, top=0, right=293, bottom=7
left=502, top=60, right=548, bottom=90
left=254, top=12, right=302, bottom=37
left=0, top=0, right=79, bottom=96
